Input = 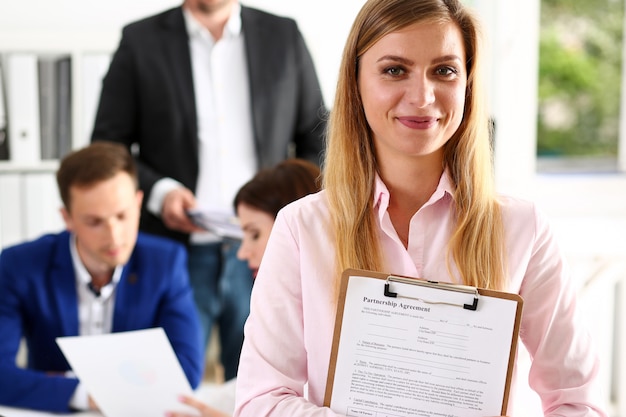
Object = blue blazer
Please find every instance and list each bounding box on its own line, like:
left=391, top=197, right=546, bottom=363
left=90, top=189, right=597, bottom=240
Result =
left=0, top=231, right=203, bottom=412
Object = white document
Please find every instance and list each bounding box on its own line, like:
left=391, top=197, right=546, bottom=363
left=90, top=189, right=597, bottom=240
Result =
left=326, top=271, right=522, bottom=417
left=56, top=328, right=195, bottom=417
left=195, top=379, right=238, bottom=416
left=4, top=53, right=41, bottom=163
left=187, top=208, right=243, bottom=239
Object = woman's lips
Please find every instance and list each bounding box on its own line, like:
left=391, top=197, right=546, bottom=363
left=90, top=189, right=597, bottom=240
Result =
left=397, top=116, right=437, bottom=129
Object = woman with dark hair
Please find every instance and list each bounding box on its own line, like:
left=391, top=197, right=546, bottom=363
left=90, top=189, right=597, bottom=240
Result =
left=234, top=159, right=321, bottom=278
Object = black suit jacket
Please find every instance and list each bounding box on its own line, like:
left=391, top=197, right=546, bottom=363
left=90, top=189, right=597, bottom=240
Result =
left=92, top=6, right=327, bottom=242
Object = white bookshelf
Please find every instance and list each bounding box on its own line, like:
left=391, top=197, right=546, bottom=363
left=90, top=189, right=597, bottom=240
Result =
left=0, top=0, right=180, bottom=249
left=0, top=38, right=115, bottom=170
left=0, top=35, right=115, bottom=248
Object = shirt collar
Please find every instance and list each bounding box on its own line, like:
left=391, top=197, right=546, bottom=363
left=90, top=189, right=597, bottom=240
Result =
left=70, top=233, right=123, bottom=291
left=373, top=169, right=454, bottom=214
left=183, top=3, right=242, bottom=41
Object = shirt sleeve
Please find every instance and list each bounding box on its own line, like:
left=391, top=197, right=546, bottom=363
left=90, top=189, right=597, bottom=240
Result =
left=234, top=210, right=341, bottom=417
left=517, top=204, right=608, bottom=416
left=0, top=248, right=81, bottom=412
left=68, top=381, right=90, bottom=410
left=146, top=177, right=185, bottom=216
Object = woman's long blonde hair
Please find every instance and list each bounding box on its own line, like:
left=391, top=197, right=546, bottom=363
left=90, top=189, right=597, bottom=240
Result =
left=323, top=0, right=506, bottom=293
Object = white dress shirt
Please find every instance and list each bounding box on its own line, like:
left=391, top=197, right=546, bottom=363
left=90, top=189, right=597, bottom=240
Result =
left=67, top=234, right=123, bottom=410
left=148, top=3, right=256, bottom=244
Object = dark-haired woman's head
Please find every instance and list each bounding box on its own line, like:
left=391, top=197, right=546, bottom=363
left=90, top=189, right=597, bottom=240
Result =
left=234, top=159, right=321, bottom=277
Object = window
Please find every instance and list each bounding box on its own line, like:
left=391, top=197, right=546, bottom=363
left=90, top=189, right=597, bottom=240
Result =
left=537, top=0, right=625, bottom=173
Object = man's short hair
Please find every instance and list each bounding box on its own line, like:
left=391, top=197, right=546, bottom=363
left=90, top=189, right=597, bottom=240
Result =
left=56, top=141, right=138, bottom=209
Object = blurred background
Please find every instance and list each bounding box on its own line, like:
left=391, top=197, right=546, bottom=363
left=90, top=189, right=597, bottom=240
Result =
left=0, top=0, right=624, bottom=415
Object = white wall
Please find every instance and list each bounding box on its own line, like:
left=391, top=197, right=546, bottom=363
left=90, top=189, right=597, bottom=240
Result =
left=0, top=0, right=363, bottom=107
left=242, top=1, right=364, bottom=106
left=473, top=1, right=541, bottom=196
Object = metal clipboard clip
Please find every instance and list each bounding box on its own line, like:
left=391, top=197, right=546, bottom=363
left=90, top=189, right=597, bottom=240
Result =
left=383, top=275, right=479, bottom=311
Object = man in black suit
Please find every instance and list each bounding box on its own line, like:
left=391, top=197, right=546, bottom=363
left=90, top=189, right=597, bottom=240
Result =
left=91, top=0, right=326, bottom=381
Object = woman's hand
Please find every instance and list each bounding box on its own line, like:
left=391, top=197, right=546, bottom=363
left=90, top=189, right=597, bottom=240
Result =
left=165, top=394, right=230, bottom=417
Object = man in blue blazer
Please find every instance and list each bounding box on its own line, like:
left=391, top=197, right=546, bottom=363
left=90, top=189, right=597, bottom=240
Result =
left=91, top=0, right=327, bottom=381
left=0, top=142, right=203, bottom=413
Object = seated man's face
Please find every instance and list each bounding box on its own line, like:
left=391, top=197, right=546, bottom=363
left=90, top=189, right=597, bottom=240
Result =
left=61, top=172, right=143, bottom=276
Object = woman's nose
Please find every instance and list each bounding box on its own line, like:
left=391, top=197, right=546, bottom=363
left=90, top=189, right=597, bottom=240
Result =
left=236, top=242, right=249, bottom=261
left=408, top=75, right=435, bottom=107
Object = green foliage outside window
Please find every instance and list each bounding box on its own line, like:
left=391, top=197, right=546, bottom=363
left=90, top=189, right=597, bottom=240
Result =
left=538, top=0, right=623, bottom=157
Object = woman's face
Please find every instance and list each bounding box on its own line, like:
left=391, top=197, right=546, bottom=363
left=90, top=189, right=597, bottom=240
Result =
left=358, top=20, right=467, bottom=166
left=236, top=203, right=275, bottom=278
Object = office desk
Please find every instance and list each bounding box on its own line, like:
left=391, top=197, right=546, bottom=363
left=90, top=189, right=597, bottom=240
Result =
left=0, top=406, right=99, bottom=416
left=0, top=380, right=236, bottom=417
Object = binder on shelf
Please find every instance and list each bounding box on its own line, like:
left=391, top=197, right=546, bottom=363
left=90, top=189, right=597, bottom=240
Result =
left=81, top=52, right=111, bottom=149
left=4, top=53, right=41, bottom=164
left=0, top=60, right=8, bottom=161
left=37, top=54, right=72, bottom=160
left=56, top=55, right=72, bottom=159
left=38, top=55, right=59, bottom=160
left=325, top=269, right=524, bottom=417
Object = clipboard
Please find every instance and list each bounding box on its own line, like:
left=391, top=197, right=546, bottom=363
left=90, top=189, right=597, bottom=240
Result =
left=324, top=268, right=523, bottom=417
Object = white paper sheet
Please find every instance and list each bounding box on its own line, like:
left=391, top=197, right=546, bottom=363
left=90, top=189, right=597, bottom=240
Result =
left=195, top=379, right=237, bottom=415
left=56, top=328, right=195, bottom=417
left=186, top=209, right=243, bottom=239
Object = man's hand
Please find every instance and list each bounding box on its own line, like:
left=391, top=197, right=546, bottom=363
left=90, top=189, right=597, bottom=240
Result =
left=88, top=395, right=100, bottom=411
left=165, top=394, right=230, bottom=417
left=161, top=188, right=204, bottom=233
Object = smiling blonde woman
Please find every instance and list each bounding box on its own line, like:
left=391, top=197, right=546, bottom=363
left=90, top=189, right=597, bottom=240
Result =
left=233, top=0, right=608, bottom=416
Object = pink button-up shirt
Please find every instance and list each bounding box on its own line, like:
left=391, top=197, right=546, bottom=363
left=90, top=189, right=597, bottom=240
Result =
left=235, top=173, right=606, bottom=417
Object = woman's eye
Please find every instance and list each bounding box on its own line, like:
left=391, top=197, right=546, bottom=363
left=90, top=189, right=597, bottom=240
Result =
left=436, top=66, right=458, bottom=77
left=384, top=66, right=405, bottom=76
